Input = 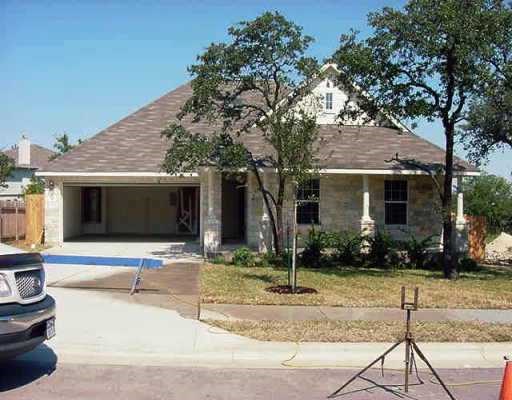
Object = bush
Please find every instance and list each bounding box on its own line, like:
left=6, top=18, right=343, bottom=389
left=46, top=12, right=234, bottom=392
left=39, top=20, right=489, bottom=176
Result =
left=210, top=255, right=226, bottom=265
left=299, top=227, right=336, bottom=268
left=257, top=251, right=291, bottom=268
left=333, top=231, right=364, bottom=266
left=401, top=234, right=438, bottom=269
left=232, top=247, right=256, bottom=267
left=366, top=230, right=398, bottom=268
left=458, top=256, right=480, bottom=272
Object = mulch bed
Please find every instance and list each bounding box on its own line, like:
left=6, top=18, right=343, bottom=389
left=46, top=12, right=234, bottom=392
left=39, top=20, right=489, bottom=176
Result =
left=265, top=285, right=318, bottom=295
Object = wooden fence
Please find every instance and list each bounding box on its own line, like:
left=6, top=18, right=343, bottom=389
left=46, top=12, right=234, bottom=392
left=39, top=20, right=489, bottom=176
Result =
left=467, top=215, right=486, bottom=261
left=0, top=200, right=26, bottom=242
left=25, top=194, right=45, bottom=246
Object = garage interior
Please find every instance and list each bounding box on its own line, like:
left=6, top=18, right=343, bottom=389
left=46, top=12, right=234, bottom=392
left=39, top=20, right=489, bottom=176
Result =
left=62, top=185, right=200, bottom=240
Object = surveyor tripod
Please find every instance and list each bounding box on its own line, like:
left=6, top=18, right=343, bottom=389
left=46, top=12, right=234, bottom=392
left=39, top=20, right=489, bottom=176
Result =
left=328, top=287, right=457, bottom=400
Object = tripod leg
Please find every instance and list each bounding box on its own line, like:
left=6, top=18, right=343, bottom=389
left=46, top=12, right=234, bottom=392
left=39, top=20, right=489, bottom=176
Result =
left=328, top=340, right=403, bottom=399
left=404, top=339, right=410, bottom=392
left=411, top=341, right=457, bottom=400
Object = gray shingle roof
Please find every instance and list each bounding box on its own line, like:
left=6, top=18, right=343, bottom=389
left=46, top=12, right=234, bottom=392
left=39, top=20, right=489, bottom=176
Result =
left=39, top=82, right=477, bottom=174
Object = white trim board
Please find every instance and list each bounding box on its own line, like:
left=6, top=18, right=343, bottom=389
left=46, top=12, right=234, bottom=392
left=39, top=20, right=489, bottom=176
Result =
left=37, top=169, right=480, bottom=177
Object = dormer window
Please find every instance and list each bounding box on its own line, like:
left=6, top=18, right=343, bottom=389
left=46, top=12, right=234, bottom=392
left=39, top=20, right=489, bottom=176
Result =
left=325, top=92, right=333, bottom=111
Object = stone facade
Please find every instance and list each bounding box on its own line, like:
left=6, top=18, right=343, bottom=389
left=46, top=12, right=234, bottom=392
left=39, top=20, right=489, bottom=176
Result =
left=43, top=170, right=462, bottom=254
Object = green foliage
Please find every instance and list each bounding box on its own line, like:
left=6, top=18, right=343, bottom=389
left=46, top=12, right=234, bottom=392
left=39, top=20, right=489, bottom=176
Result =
left=332, top=0, right=512, bottom=278
left=23, top=176, right=45, bottom=195
left=461, top=8, right=512, bottom=167
left=0, top=152, right=14, bottom=188
left=210, top=255, right=226, bottom=265
left=232, top=247, right=256, bottom=268
left=462, top=174, right=512, bottom=234
left=332, top=231, right=364, bottom=266
left=400, top=233, right=438, bottom=269
left=50, top=133, right=82, bottom=160
left=299, top=226, right=336, bottom=268
left=367, top=230, right=398, bottom=268
left=161, top=11, right=321, bottom=255
left=457, top=256, right=480, bottom=272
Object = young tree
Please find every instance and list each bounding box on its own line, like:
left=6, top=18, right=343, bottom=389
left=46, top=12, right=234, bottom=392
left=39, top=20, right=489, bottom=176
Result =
left=0, top=153, right=14, bottom=188
left=50, top=133, right=82, bottom=160
left=332, top=0, right=510, bottom=279
left=161, top=12, right=320, bottom=255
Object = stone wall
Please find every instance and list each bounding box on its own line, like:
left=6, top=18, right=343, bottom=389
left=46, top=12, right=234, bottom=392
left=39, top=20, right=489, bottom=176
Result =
left=245, top=173, right=443, bottom=250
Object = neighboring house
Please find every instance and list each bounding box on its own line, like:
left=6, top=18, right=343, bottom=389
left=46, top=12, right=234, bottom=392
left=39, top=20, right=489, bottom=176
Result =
left=1, top=137, right=55, bottom=201
left=37, top=65, right=478, bottom=254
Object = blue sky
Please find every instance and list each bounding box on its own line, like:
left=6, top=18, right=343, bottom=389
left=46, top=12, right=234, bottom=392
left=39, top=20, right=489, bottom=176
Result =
left=1, top=0, right=510, bottom=179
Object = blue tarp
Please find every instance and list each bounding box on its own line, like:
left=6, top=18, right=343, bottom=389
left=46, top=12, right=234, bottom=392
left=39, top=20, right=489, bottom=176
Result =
left=42, top=254, right=163, bottom=269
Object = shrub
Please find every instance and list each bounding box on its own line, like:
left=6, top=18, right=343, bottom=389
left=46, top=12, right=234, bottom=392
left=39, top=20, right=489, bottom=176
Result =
left=210, top=255, right=226, bottom=265
left=232, top=247, right=256, bottom=267
left=366, top=230, right=398, bottom=268
left=401, top=234, right=438, bottom=269
left=458, top=256, right=480, bottom=272
left=299, top=226, right=336, bottom=268
left=333, top=231, right=364, bottom=266
left=257, top=251, right=290, bottom=268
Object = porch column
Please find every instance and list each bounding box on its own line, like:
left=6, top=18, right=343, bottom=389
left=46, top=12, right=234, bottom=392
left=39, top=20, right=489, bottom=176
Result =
left=44, top=179, right=64, bottom=246
left=360, top=175, right=375, bottom=237
left=455, top=176, right=468, bottom=253
left=203, top=168, right=221, bottom=257
left=259, top=169, right=273, bottom=253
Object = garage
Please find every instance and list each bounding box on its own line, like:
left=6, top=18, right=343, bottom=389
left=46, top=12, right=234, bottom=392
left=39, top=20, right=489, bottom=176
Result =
left=62, top=184, right=200, bottom=240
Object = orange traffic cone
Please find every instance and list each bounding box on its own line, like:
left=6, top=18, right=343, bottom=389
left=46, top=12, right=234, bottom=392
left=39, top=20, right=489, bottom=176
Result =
left=500, top=359, right=512, bottom=400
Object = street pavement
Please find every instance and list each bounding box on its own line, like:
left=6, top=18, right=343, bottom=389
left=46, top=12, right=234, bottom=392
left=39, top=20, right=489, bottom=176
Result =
left=0, top=351, right=504, bottom=400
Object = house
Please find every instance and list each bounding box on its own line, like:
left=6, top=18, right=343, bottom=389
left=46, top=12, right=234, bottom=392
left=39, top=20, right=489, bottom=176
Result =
left=36, top=65, right=478, bottom=255
left=1, top=136, right=55, bottom=201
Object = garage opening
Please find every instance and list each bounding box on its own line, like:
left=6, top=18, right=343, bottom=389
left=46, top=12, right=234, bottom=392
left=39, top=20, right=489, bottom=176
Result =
left=63, top=185, right=200, bottom=240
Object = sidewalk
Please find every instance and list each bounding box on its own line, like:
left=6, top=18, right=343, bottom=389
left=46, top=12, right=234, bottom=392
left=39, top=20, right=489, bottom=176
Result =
left=201, top=303, right=512, bottom=323
left=45, top=286, right=512, bottom=370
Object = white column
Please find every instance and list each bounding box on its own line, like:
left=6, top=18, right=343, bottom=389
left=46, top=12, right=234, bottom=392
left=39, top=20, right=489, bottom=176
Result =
left=360, top=175, right=375, bottom=237
left=203, top=168, right=221, bottom=257
left=456, top=176, right=465, bottom=225
left=455, top=175, right=468, bottom=253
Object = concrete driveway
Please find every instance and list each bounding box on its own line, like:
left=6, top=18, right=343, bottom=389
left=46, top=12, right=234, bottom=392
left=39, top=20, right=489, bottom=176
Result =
left=45, top=235, right=202, bottom=263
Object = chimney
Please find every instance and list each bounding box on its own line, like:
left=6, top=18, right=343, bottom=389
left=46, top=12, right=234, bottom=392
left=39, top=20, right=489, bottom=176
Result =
left=18, top=135, right=31, bottom=167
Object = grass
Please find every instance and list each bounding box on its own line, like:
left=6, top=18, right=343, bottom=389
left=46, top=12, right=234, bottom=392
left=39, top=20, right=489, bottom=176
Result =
left=201, top=264, right=512, bottom=309
left=206, top=319, right=512, bottom=342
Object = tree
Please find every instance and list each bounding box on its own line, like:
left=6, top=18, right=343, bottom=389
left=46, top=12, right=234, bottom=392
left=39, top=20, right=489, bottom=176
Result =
left=23, top=176, right=45, bottom=195
left=50, top=133, right=82, bottom=160
left=462, top=9, right=512, bottom=167
left=0, top=152, right=14, bottom=188
left=161, top=12, right=321, bottom=255
left=462, top=174, right=512, bottom=235
left=332, top=0, right=511, bottom=279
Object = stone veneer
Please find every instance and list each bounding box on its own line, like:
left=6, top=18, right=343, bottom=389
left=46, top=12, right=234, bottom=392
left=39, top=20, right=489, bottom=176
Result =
left=43, top=171, right=455, bottom=253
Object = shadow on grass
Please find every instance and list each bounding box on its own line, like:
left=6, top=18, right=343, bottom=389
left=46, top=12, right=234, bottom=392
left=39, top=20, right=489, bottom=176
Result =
left=243, top=273, right=277, bottom=284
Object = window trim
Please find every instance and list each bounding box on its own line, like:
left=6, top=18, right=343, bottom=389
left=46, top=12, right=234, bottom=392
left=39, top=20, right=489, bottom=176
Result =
left=296, top=178, right=321, bottom=226
left=384, top=180, right=409, bottom=226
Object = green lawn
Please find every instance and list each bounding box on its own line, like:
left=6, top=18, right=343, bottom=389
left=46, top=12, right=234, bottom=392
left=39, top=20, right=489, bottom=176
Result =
left=201, top=264, right=512, bottom=309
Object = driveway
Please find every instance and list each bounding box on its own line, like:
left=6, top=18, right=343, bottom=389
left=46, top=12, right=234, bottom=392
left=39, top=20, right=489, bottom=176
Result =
left=45, top=235, right=202, bottom=263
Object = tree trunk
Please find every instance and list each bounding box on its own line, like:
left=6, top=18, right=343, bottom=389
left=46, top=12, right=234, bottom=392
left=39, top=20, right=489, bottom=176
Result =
left=275, top=175, right=286, bottom=256
left=442, top=125, right=458, bottom=279
left=252, top=166, right=280, bottom=255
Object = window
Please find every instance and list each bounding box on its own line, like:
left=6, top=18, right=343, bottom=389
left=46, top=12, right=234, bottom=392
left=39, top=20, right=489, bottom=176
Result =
left=297, top=179, right=320, bottom=224
left=384, top=180, right=408, bottom=225
left=82, top=187, right=102, bottom=223
left=325, top=92, right=333, bottom=111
